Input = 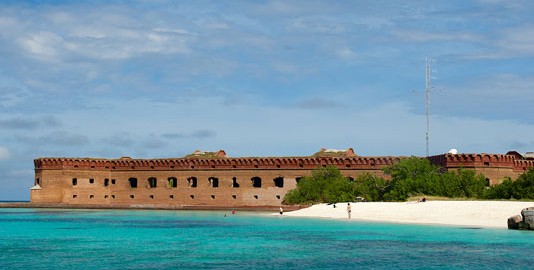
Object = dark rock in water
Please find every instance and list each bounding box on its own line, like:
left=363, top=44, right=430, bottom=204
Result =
left=521, top=207, right=534, bottom=230
left=508, top=215, right=523, bottom=230
left=509, top=207, right=534, bottom=230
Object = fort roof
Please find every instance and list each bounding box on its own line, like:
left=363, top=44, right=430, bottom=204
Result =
left=33, top=148, right=403, bottom=171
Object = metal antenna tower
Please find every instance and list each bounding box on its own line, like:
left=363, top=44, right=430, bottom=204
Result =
left=425, top=57, right=432, bottom=157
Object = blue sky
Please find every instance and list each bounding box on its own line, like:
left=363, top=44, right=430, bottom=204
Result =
left=1, top=0, right=533, bottom=200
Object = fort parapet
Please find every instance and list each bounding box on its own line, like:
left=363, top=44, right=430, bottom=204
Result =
left=30, top=149, right=533, bottom=208
left=427, top=153, right=534, bottom=185
left=31, top=149, right=400, bottom=208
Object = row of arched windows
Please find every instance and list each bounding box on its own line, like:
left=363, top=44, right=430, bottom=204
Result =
left=71, top=176, right=286, bottom=188
left=124, top=176, right=285, bottom=189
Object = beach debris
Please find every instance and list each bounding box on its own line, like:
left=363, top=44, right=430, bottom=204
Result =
left=508, top=207, right=534, bottom=230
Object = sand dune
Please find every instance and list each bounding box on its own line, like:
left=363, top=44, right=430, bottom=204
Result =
left=284, top=201, right=534, bottom=228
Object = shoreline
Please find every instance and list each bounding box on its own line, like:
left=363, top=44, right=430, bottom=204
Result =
left=283, top=200, right=534, bottom=228
left=0, top=202, right=303, bottom=212
left=4, top=201, right=533, bottom=229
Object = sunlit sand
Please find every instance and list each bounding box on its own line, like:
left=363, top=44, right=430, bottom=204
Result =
left=284, top=201, right=534, bottom=228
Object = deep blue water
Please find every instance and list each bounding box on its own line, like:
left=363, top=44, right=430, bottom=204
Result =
left=0, top=208, right=533, bottom=269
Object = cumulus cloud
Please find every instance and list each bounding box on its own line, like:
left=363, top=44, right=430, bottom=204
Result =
left=0, top=146, right=10, bottom=161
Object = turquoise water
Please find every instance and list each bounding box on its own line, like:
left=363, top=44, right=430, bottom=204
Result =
left=1, top=208, right=533, bottom=269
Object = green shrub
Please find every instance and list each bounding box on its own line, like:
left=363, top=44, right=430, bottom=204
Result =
left=354, top=173, right=389, bottom=201
left=383, top=157, right=440, bottom=201
left=382, top=157, right=487, bottom=201
left=283, top=166, right=356, bottom=204
left=284, top=158, right=534, bottom=204
left=485, top=168, right=534, bottom=200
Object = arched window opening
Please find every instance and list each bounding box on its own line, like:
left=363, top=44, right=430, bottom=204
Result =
left=36, top=178, right=40, bottom=186
left=295, top=177, right=303, bottom=183
left=273, top=177, right=284, bottom=188
left=89, top=178, right=94, bottom=184
left=72, top=178, right=78, bottom=186
left=486, top=178, right=491, bottom=187
left=251, top=177, right=262, bottom=188
left=168, top=177, right=177, bottom=188
left=148, top=177, right=157, bottom=188
left=188, top=177, right=197, bottom=188
left=209, top=177, right=219, bottom=188
left=232, top=177, right=240, bottom=188
left=104, top=178, right=109, bottom=187
left=129, top=178, right=138, bottom=188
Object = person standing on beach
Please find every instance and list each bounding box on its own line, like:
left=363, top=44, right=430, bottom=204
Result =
left=347, top=203, right=351, bottom=219
left=279, top=207, right=284, bottom=215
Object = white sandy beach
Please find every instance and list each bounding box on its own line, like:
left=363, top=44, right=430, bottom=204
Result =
left=284, top=201, right=534, bottom=228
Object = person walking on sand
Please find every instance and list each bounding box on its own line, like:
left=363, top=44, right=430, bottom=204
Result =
left=347, top=203, right=352, bottom=219
left=279, top=207, right=284, bottom=216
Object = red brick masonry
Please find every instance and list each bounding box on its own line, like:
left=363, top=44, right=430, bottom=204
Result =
left=30, top=150, right=533, bottom=208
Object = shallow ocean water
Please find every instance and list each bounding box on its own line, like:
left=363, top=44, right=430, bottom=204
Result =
left=0, top=208, right=533, bottom=269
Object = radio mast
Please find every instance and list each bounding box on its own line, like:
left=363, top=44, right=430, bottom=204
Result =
left=425, top=57, right=432, bottom=157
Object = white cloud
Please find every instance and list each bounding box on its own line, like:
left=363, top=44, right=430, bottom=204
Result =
left=497, top=25, right=534, bottom=56
left=18, top=27, right=192, bottom=61
left=18, top=31, right=64, bottom=61
left=336, top=48, right=358, bottom=60
left=9, top=7, right=194, bottom=62
left=0, top=146, right=10, bottom=161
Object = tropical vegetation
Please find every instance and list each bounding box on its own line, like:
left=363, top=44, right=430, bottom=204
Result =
left=283, top=157, right=534, bottom=204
